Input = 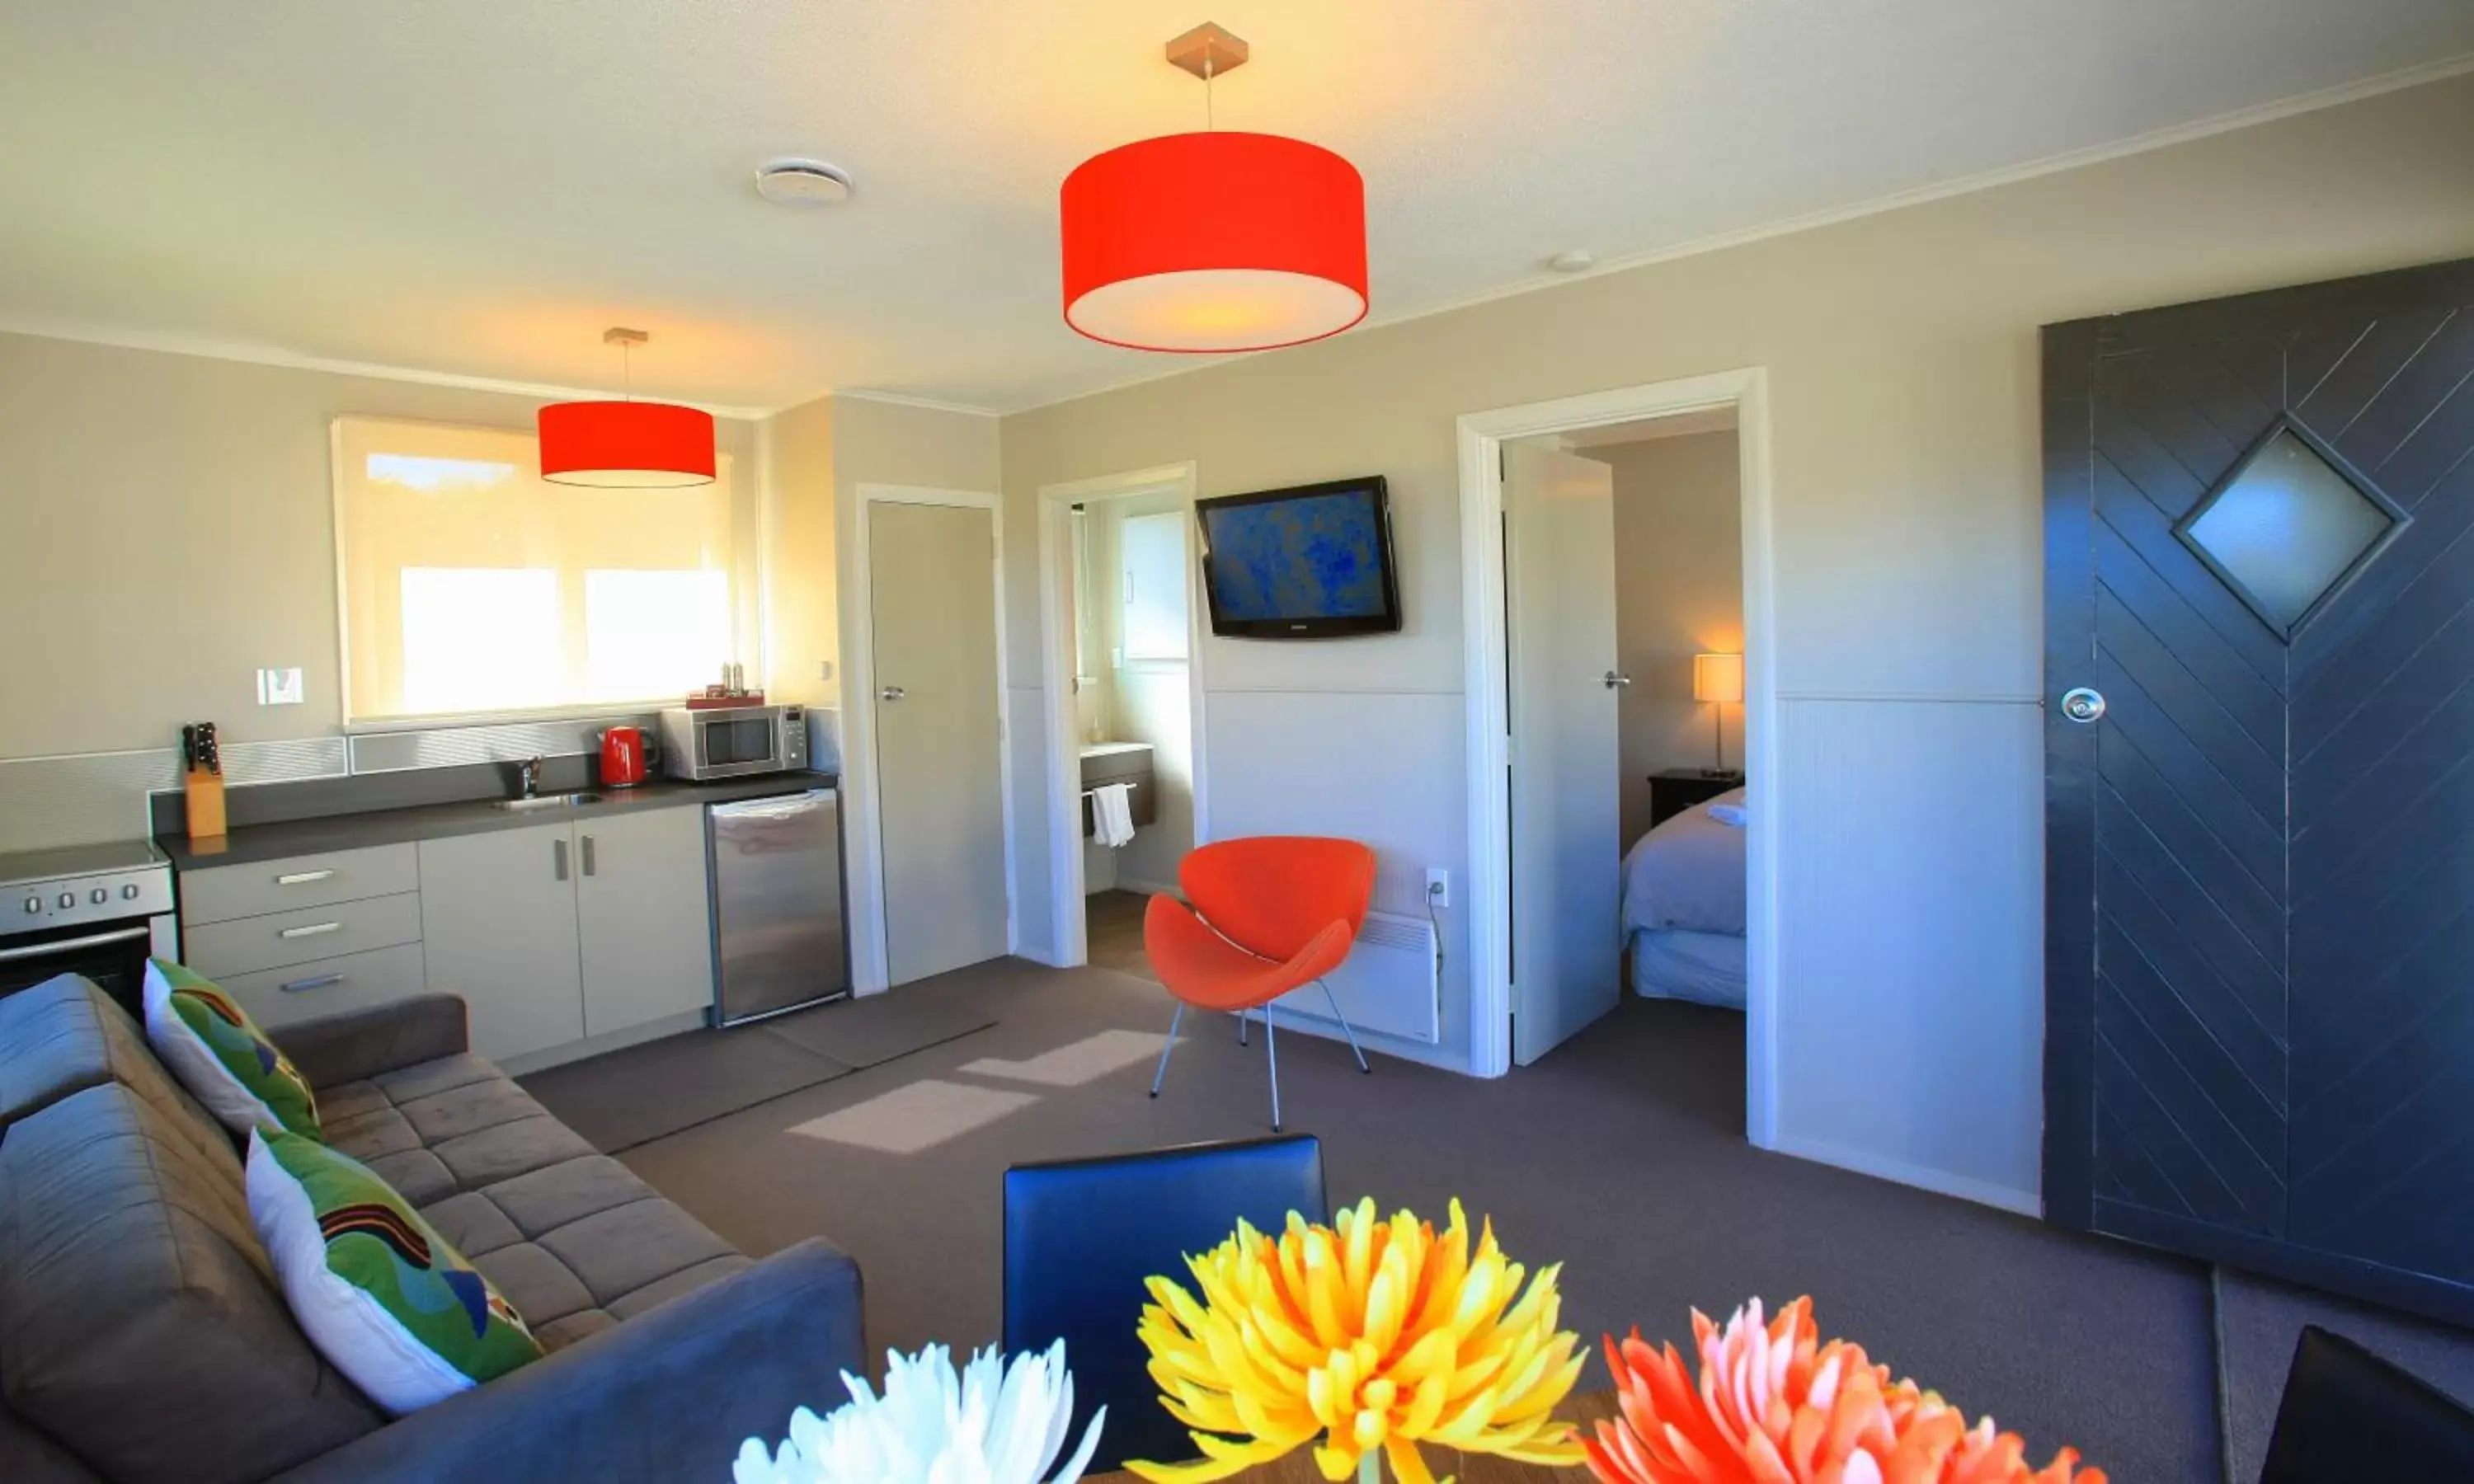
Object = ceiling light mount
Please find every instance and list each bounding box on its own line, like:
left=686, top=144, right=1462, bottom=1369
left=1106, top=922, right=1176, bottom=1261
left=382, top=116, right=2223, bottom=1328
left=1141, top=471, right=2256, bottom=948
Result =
left=602, top=326, right=649, bottom=347
left=755, top=158, right=855, bottom=207
left=1164, top=21, right=1249, bottom=81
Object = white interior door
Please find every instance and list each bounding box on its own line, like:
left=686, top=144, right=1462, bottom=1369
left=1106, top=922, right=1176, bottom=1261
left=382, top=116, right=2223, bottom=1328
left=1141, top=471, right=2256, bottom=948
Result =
left=870, top=500, right=1009, bottom=984
left=1507, top=444, right=1623, bottom=1064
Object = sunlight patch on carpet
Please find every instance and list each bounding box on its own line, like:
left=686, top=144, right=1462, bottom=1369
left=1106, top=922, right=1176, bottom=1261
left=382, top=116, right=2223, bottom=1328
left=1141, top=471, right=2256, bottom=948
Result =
left=786, top=1080, right=1039, bottom=1153
left=959, top=1029, right=1172, bottom=1087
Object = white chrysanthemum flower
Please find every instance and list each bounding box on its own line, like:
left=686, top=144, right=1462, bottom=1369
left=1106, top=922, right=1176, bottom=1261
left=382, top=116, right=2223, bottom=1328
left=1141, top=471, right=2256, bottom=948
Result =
left=734, top=1340, right=1106, bottom=1484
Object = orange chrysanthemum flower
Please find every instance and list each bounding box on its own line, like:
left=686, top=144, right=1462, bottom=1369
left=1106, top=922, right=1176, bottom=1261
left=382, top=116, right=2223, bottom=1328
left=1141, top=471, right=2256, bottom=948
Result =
left=1583, top=1298, right=2105, bottom=1484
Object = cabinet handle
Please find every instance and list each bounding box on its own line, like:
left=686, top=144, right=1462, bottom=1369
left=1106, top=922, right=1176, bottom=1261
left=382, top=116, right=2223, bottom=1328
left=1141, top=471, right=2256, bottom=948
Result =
left=280, top=973, right=346, bottom=993
left=275, top=869, right=336, bottom=886
left=553, top=838, right=570, bottom=881
left=279, top=921, right=342, bottom=940
left=580, top=834, right=597, bottom=877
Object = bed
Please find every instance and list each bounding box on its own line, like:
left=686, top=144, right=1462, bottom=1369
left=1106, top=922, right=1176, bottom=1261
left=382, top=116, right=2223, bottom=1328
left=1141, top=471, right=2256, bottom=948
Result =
left=1620, top=787, right=1747, bottom=1009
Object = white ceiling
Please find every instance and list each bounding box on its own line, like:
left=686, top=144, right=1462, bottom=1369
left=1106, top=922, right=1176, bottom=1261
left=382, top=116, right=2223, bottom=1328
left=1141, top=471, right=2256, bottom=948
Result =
left=2, top=2, right=2469, bottom=416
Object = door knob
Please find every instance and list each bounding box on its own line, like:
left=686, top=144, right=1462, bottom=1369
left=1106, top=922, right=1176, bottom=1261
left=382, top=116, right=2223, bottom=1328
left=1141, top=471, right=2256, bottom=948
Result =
left=2061, top=688, right=2106, bottom=723
left=1602, top=671, right=1632, bottom=688
left=879, top=685, right=906, bottom=702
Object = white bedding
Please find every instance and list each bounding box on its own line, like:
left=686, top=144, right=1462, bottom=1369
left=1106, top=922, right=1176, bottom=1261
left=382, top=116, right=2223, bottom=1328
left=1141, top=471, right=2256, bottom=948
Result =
left=1620, top=787, right=1747, bottom=938
left=1630, top=928, right=1747, bottom=1008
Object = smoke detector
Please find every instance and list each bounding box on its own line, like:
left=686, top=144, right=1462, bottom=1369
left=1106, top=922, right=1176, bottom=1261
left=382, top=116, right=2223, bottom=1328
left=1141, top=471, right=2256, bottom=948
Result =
left=755, top=158, right=854, bottom=206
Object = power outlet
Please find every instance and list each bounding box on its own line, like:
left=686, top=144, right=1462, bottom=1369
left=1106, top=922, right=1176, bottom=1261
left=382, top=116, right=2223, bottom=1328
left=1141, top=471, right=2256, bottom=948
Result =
left=1425, top=868, right=1450, bottom=909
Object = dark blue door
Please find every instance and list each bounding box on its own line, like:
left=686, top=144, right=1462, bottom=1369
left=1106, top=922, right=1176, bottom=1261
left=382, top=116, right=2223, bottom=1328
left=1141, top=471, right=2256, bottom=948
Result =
left=2044, top=258, right=2474, bottom=1323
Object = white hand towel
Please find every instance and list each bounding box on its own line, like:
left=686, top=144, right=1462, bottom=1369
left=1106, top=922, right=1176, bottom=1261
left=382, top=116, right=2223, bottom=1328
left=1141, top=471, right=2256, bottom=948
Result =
left=1093, top=782, right=1136, bottom=848
left=1706, top=801, right=1747, bottom=828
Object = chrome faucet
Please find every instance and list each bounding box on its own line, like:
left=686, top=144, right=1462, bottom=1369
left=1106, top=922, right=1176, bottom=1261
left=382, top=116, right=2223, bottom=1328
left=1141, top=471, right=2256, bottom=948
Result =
left=517, top=756, right=543, bottom=800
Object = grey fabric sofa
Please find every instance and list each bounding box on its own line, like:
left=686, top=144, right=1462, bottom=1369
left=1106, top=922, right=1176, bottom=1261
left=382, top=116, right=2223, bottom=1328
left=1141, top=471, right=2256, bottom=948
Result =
left=0, top=974, right=865, bottom=1484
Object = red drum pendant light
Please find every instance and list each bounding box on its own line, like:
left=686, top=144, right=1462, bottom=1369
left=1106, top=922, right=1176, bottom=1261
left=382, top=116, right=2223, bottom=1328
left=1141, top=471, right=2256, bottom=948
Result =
left=1061, top=23, right=1366, bottom=354
left=538, top=328, right=716, bottom=488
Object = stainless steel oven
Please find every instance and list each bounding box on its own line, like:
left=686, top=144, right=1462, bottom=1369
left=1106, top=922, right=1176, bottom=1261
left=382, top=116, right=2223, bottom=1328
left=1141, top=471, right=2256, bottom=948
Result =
left=660, top=703, right=810, bottom=782
left=0, top=841, right=178, bottom=1018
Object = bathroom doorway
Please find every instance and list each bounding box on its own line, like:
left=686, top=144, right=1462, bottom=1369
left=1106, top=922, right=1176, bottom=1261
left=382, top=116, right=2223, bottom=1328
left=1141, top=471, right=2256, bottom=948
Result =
left=1034, top=463, right=1210, bottom=976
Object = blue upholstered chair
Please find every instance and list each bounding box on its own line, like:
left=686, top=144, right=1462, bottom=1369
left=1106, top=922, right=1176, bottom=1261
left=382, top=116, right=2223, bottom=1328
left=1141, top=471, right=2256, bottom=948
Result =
left=1002, top=1135, right=1328, bottom=1474
left=2258, top=1325, right=2474, bottom=1482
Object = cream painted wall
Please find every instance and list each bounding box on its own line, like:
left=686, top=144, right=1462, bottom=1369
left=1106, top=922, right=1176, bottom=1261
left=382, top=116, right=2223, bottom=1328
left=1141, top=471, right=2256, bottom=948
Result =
left=0, top=331, right=757, bottom=760
left=764, top=393, right=837, bottom=709
left=1592, top=432, right=1745, bottom=847
left=995, top=76, right=2474, bottom=1205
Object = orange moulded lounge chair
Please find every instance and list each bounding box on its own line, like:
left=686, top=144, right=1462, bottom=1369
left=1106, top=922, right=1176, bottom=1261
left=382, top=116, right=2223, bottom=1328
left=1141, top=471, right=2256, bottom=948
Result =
left=1143, top=836, right=1378, bottom=1130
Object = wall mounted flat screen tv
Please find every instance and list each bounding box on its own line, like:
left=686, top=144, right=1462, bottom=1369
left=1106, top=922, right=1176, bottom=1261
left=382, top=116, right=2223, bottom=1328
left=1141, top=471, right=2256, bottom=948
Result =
left=1196, top=476, right=1403, bottom=638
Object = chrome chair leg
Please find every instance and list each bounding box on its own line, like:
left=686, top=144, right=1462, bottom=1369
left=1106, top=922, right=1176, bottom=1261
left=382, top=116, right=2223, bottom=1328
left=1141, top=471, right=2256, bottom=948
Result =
left=1150, top=1003, right=1184, bottom=1098
left=1237, top=1007, right=1249, bottom=1045
left=1317, top=979, right=1371, bottom=1073
left=1264, top=1003, right=1282, bottom=1132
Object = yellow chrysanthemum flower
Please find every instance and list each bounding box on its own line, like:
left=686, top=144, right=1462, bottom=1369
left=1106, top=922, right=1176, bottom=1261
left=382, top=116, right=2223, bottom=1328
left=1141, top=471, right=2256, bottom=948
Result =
left=1126, top=1197, right=1587, bottom=1484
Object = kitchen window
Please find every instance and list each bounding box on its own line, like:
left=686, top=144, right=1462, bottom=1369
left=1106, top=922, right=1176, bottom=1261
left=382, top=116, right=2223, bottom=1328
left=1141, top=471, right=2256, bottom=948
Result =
left=333, top=416, right=750, bottom=726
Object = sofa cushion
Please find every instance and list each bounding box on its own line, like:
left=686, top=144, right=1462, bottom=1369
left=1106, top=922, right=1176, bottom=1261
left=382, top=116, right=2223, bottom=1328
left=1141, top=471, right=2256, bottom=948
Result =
left=0, top=1082, right=383, bottom=1484
left=143, top=959, right=322, bottom=1139
left=0, top=974, right=230, bottom=1172
left=317, top=1054, right=755, bottom=1350
left=247, top=1128, right=543, bottom=1415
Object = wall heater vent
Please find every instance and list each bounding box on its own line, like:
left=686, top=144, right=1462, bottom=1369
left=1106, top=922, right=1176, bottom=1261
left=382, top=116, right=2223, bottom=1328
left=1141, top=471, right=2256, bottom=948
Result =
left=1275, top=907, right=1440, bottom=1045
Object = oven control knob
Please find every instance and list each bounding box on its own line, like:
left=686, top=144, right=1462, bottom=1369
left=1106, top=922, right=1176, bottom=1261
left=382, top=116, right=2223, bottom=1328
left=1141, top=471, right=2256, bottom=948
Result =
left=89, top=888, right=107, bottom=905
left=122, top=883, right=140, bottom=900
left=56, top=893, right=74, bottom=909
left=20, top=896, right=37, bottom=914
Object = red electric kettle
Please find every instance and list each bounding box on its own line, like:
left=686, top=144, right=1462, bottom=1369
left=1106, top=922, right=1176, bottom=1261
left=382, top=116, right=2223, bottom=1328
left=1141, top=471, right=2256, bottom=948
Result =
left=599, top=726, right=651, bottom=787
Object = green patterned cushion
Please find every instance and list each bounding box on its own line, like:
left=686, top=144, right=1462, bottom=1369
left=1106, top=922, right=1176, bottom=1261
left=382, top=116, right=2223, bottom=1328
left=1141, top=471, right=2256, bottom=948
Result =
left=142, top=958, right=320, bottom=1139
left=247, top=1127, right=543, bottom=1413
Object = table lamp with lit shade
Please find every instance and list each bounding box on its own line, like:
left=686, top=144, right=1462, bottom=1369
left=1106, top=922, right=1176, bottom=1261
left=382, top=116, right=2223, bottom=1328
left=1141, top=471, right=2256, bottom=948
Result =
left=1692, top=652, right=1746, bottom=776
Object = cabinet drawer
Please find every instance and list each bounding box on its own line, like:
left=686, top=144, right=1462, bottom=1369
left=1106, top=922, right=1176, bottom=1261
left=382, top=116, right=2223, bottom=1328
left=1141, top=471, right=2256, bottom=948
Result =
left=183, top=891, right=425, bottom=979
left=181, top=844, right=419, bottom=925
left=217, top=943, right=428, bottom=1031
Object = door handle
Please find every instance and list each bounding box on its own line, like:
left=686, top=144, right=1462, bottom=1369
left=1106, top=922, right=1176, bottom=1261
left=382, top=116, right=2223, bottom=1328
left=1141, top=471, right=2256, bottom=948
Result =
left=880, top=685, right=906, bottom=702
left=1602, top=671, right=1632, bottom=688
left=580, top=834, right=596, bottom=877
left=2061, top=688, right=2107, bottom=724
left=553, top=838, right=570, bottom=881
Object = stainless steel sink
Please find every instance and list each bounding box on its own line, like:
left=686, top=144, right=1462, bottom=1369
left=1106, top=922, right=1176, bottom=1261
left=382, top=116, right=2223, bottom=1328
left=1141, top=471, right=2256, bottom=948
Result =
left=492, top=791, right=605, bottom=812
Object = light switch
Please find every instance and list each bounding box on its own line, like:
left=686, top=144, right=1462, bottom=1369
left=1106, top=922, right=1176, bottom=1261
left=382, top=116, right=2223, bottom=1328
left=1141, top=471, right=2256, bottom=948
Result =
left=256, top=667, right=304, bottom=706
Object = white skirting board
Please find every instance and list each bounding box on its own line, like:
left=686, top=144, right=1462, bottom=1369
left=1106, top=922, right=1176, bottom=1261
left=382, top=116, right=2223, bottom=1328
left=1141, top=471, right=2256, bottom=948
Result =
left=1272, top=908, right=1439, bottom=1044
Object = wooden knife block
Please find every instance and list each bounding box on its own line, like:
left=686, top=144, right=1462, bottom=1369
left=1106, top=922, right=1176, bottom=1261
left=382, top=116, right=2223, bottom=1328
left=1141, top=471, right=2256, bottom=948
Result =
left=184, top=766, right=227, bottom=839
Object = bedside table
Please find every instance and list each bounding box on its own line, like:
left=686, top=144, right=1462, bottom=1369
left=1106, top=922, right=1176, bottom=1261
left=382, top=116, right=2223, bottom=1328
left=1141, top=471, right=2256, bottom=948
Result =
left=1647, top=768, right=1743, bottom=827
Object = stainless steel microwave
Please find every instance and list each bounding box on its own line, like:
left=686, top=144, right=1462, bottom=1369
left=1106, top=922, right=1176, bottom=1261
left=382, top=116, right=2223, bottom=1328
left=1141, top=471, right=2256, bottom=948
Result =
left=659, top=704, right=810, bottom=781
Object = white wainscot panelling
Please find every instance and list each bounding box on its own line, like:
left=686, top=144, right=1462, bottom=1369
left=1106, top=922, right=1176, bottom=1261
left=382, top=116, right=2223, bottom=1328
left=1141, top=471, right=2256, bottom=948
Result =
left=1770, top=695, right=2044, bottom=1214
left=1205, top=688, right=1470, bottom=1068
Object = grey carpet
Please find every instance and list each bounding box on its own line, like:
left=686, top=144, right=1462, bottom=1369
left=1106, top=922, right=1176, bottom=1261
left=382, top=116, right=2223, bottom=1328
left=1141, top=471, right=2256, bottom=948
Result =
left=2215, top=1266, right=2474, bottom=1484
left=614, top=958, right=2222, bottom=1482
left=520, top=989, right=997, bottom=1152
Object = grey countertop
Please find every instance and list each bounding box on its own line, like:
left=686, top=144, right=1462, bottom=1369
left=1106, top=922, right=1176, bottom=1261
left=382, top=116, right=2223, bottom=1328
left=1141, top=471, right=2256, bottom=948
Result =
left=159, top=774, right=837, bottom=871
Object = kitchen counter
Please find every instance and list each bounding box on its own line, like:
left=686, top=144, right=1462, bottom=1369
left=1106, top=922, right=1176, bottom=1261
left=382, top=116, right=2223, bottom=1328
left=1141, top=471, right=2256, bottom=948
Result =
left=158, top=774, right=836, bottom=871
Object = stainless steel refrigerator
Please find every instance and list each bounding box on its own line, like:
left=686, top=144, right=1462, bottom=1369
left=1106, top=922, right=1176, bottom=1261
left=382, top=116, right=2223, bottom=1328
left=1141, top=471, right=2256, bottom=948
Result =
left=708, top=787, right=849, bottom=1025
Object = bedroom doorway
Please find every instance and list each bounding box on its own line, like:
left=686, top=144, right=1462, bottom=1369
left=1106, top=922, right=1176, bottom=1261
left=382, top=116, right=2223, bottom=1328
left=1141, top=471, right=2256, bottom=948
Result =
left=1033, top=463, right=1210, bottom=974
left=1458, top=370, right=1780, bottom=1144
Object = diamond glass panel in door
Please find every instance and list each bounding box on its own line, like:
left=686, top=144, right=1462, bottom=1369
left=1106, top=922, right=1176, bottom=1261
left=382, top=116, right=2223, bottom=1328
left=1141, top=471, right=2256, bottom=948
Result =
left=2176, top=425, right=2398, bottom=636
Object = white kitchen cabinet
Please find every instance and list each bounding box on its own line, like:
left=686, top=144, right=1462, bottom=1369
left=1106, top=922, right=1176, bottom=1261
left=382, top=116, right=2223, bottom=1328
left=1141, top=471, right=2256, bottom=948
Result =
left=574, top=805, right=715, bottom=1037
left=417, top=824, right=587, bottom=1063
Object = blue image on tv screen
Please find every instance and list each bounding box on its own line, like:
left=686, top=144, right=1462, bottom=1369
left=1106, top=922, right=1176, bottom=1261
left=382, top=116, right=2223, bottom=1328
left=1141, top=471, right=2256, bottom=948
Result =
left=1205, top=491, right=1388, bottom=622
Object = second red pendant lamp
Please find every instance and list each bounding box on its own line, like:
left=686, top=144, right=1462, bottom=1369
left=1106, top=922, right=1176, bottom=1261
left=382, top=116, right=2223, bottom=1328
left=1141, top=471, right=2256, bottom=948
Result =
left=537, top=328, right=716, bottom=489
left=1061, top=23, right=1366, bottom=355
